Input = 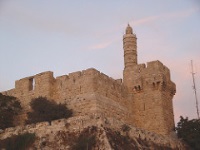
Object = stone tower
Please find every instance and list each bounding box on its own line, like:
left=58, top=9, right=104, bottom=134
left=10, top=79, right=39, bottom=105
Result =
left=123, top=24, right=138, bottom=92
left=123, top=24, right=176, bottom=135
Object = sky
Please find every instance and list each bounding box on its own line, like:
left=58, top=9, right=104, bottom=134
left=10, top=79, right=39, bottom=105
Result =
left=0, top=0, right=200, bottom=124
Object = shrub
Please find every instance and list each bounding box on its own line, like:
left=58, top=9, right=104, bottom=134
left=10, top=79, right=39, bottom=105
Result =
left=121, top=124, right=131, bottom=133
left=73, top=135, right=96, bottom=150
left=0, top=132, right=35, bottom=150
left=176, top=116, right=200, bottom=149
left=26, top=97, right=72, bottom=124
left=72, top=126, right=97, bottom=150
left=0, top=93, right=22, bottom=129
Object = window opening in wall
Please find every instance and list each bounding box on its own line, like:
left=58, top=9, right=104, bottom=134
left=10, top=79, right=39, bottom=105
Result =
left=138, top=68, right=141, bottom=73
left=60, top=82, right=62, bottom=88
left=32, top=78, right=35, bottom=90
left=153, top=82, right=155, bottom=88
left=29, top=78, right=35, bottom=91
left=134, top=86, right=137, bottom=90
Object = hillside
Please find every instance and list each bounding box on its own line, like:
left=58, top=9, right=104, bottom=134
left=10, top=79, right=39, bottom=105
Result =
left=0, top=116, right=188, bottom=150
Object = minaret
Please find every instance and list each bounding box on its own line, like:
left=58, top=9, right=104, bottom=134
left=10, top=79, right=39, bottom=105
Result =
left=123, top=24, right=137, bottom=89
left=123, top=24, right=137, bottom=68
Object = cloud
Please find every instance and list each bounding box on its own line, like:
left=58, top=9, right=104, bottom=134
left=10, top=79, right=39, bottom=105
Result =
left=88, top=40, right=114, bottom=50
left=132, top=16, right=160, bottom=26
left=129, top=7, right=199, bottom=26
left=89, top=41, right=112, bottom=50
left=95, top=6, right=199, bottom=42
left=88, top=36, right=119, bottom=50
left=0, top=3, right=85, bottom=35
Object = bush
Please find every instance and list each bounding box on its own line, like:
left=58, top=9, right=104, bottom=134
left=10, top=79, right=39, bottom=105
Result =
left=73, top=135, right=96, bottom=150
left=176, top=116, right=200, bottom=149
left=0, top=132, right=35, bottom=150
left=0, top=93, right=22, bottom=129
left=72, top=126, right=97, bottom=150
left=121, top=124, right=131, bottom=133
left=26, top=97, right=72, bottom=124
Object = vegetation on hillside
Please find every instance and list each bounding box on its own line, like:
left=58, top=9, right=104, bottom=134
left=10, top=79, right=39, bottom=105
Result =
left=0, top=93, right=22, bottom=129
left=71, top=126, right=97, bottom=150
left=40, top=126, right=98, bottom=150
left=176, top=116, right=200, bottom=150
left=26, top=97, right=72, bottom=124
left=0, top=132, right=35, bottom=150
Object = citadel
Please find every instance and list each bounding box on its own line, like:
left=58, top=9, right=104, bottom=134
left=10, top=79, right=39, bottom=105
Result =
left=2, top=25, right=176, bottom=139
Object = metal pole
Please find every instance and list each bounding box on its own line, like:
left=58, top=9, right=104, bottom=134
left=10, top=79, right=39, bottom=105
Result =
left=191, top=60, right=200, bottom=119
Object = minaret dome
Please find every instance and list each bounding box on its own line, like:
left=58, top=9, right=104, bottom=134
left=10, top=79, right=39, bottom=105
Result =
left=126, top=24, right=133, bottom=34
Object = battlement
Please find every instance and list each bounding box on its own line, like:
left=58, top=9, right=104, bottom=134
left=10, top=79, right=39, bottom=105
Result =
left=131, top=61, right=170, bottom=77
left=146, top=61, right=170, bottom=80
left=53, top=68, right=125, bottom=109
left=125, top=60, right=174, bottom=93
left=14, top=71, right=55, bottom=95
left=55, top=68, right=113, bottom=83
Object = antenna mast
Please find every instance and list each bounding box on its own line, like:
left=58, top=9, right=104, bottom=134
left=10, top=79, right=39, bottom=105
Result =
left=191, top=60, right=200, bottom=119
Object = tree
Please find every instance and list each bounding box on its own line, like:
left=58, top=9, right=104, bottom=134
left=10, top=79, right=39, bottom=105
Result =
left=0, top=93, right=22, bottom=129
left=26, top=97, right=72, bottom=124
left=176, top=116, right=200, bottom=150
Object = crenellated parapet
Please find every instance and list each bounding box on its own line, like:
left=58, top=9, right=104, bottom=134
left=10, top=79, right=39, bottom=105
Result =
left=1, top=68, right=130, bottom=125
left=3, top=71, right=55, bottom=98
left=53, top=68, right=125, bottom=100
left=2, top=68, right=125, bottom=102
left=130, top=61, right=176, bottom=95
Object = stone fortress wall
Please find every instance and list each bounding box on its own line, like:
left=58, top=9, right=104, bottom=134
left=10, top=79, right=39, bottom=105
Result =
left=2, top=25, right=176, bottom=137
left=2, top=68, right=130, bottom=126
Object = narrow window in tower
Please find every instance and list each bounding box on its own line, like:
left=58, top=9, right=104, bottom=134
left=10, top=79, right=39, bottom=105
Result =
left=153, top=82, right=156, bottom=89
left=144, top=104, right=145, bottom=110
left=60, top=82, right=62, bottom=88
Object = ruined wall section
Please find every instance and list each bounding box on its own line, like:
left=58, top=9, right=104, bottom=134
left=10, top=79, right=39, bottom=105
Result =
left=2, top=71, right=55, bottom=111
left=2, top=72, right=56, bottom=125
left=131, top=60, right=176, bottom=135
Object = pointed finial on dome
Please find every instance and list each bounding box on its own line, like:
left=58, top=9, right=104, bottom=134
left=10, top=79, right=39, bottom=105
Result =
left=126, top=23, right=133, bottom=34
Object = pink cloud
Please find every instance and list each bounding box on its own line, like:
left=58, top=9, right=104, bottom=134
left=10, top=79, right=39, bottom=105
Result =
left=88, top=41, right=112, bottom=50
left=88, top=36, right=120, bottom=50
left=129, top=7, right=199, bottom=27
